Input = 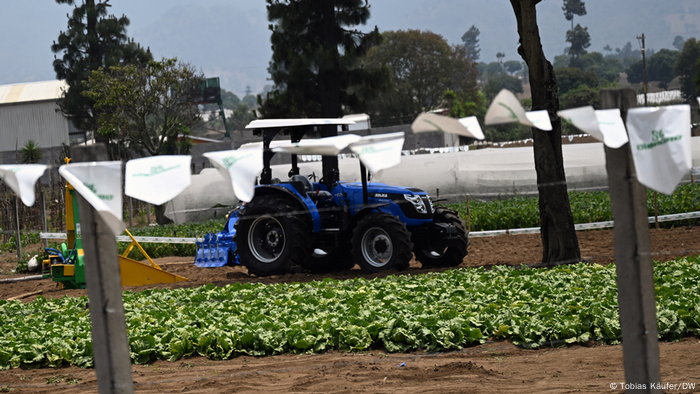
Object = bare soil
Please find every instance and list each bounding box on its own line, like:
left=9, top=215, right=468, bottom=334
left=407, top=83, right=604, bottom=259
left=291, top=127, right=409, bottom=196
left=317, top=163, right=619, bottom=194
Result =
left=2, top=226, right=700, bottom=393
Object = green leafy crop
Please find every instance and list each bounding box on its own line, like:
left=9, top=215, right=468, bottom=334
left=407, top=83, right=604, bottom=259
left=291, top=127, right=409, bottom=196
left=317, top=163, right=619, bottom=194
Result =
left=1, top=257, right=699, bottom=369
left=449, top=183, right=700, bottom=231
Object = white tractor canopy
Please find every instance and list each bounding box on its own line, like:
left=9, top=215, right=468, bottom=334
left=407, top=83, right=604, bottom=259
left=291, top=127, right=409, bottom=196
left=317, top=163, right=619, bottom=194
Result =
left=245, top=118, right=356, bottom=129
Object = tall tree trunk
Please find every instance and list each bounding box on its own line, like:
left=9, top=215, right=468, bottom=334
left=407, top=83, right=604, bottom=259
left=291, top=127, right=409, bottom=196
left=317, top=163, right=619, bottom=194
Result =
left=510, top=0, right=580, bottom=265
left=318, top=0, right=341, bottom=183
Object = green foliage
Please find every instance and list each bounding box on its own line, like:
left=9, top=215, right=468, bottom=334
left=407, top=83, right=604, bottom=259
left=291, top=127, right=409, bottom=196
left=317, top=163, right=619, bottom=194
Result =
left=627, top=49, right=679, bottom=89
left=570, top=52, right=624, bottom=83
left=553, top=54, right=571, bottom=70
left=503, top=60, right=523, bottom=76
left=555, top=67, right=598, bottom=95
left=461, top=25, right=480, bottom=61
left=0, top=232, right=40, bottom=253
left=364, top=29, right=479, bottom=126
left=565, top=24, right=591, bottom=58
left=560, top=84, right=601, bottom=110
left=52, top=0, right=152, bottom=135
left=20, top=141, right=42, bottom=164
left=562, top=0, right=586, bottom=23
left=2, top=258, right=700, bottom=369
left=674, top=38, right=700, bottom=101
left=83, top=58, right=204, bottom=156
left=483, top=75, right=523, bottom=101
left=259, top=0, right=386, bottom=119
left=448, top=183, right=700, bottom=231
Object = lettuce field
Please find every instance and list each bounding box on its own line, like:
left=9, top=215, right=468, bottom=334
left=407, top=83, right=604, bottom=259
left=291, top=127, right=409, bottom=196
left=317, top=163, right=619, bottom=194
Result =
left=1, top=256, right=699, bottom=370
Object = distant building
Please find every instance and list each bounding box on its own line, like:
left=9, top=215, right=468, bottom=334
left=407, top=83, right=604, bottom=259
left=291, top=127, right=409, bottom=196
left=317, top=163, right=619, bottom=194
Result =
left=0, top=80, right=85, bottom=159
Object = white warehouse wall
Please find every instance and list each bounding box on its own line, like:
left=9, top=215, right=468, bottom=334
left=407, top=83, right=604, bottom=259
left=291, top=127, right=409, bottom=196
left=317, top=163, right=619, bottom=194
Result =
left=0, top=100, right=70, bottom=150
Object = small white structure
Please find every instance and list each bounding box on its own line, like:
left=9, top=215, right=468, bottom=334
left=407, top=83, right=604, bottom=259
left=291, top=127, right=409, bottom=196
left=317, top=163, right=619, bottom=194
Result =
left=0, top=80, right=80, bottom=151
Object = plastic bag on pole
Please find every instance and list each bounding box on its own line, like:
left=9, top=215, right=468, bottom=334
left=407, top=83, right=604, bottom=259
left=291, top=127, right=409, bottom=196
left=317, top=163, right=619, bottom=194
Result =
left=557, top=106, right=628, bottom=148
left=626, top=105, right=691, bottom=195
left=485, top=89, right=552, bottom=131
left=59, top=162, right=124, bottom=236
left=458, top=116, right=485, bottom=140
left=204, top=149, right=263, bottom=203
left=349, top=132, right=405, bottom=174
left=411, top=113, right=485, bottom=140
left=0, top=164, right=47, bottom=206
left=125, top=156, right=192, bottom=205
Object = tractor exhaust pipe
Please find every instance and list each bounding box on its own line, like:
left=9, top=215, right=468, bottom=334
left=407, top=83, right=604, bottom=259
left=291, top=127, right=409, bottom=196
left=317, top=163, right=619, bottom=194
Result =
left=0, top=275, right=45, bottom=284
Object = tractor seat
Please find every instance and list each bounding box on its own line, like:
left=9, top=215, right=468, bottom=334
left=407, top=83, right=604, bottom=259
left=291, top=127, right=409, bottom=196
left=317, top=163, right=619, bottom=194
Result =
left=290, top=174, right=313, bottom=193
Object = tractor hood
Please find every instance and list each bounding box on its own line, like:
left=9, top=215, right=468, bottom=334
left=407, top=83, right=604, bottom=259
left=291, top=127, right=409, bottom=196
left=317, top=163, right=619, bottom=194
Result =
left=340, top=182, right=428, bottom=197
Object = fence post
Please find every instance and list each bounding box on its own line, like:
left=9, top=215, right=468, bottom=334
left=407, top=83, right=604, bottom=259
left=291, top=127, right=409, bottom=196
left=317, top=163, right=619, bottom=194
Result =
left=128, top=197, right=133, bottom=228
left=146, top=203, right=151, bottom=226
left=72, top=144, right=134, bottom=394
left=14, top=195, right=21, bottom=260
left=601, top=88, right=661, bottom=392
left=40, top=190, right=48, bottom=248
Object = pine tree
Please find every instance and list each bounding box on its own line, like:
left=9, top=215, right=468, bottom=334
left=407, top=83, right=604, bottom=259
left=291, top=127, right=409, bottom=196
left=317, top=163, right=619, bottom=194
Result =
left=562, top=0, right=586, bottom=31
left=260, top=0, right=388, bottom=182
left=52, top=0, right=152, bottom=136
left=461, top=25, right=481, bottom=61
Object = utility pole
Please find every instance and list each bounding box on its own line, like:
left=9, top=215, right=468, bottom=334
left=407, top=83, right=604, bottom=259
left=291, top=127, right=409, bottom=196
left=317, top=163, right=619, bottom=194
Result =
left=637, top=33, right=648, bottom=107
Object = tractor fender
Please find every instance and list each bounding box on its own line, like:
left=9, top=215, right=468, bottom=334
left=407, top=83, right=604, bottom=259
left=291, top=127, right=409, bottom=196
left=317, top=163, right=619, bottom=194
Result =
left=253, top=185, right=321, bottom=232
left=348, top=203, right=390, bottom=232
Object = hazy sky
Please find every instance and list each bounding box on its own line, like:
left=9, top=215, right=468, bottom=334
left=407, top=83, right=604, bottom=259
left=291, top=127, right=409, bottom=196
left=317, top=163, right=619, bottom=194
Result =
left=1, top=0, right=696, bottom=96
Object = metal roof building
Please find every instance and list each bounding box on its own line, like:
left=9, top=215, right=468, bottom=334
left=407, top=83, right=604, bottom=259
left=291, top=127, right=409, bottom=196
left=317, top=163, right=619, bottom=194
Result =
left=0, top=80, right=80, bottom=153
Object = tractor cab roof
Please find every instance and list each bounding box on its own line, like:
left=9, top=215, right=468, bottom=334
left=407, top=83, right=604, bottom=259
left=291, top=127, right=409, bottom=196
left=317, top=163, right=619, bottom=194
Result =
left=245, top=118, right=355, bottom=130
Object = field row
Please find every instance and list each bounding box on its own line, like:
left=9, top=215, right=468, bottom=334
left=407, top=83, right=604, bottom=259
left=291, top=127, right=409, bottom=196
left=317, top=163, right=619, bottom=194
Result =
left=1, top=257, right=699, bottom=369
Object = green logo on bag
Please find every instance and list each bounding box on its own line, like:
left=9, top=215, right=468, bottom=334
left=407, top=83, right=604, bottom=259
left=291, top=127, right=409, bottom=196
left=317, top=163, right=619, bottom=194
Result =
left=222, top=153, right=253, bottom=169
left=636, top=129, right=682, bottom=151
left=133, top=164, right=181, bottom=177
left=498, top=103, right=518, bottom=120
left=83, top=183, right=113, bottom=201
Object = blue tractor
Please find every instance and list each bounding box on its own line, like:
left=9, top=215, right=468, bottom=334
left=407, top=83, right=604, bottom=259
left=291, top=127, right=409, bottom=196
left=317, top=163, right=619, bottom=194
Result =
left=195, top=119, right=469, bottom=276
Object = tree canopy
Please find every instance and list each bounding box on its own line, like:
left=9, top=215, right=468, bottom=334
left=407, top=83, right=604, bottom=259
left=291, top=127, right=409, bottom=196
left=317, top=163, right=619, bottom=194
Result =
left=565, top=24, right=591, bottom=58
left=627, top=48, right=680, bottom=89
left=52, top=0, right=151, bottom=134
left=562, top=0, right=586, bottom=29
left=83, top=58, right=203, bottom=157
left=674, top=38, right=700, bottom=100
left=461, top=25, right=481, bottom=61
left=259, top=0, right=386, bottom=120
left=554, top=67, right=599, bottom=95
left=363, top=29, right=479, bottom=126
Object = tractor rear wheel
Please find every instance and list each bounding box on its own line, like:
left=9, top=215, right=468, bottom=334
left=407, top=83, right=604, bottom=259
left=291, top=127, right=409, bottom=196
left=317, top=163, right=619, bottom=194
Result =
left=414, top=207, right=469, bottom=268
left=234, top=195, right=311, bottom=276
left=351, top=212, right=413, bottom=273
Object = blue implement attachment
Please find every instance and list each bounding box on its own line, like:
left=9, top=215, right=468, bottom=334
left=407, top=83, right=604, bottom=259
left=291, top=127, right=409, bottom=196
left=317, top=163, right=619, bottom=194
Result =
left=195, top=232, right=238, bottom=267
left=194, top=210, right=241, bottom=267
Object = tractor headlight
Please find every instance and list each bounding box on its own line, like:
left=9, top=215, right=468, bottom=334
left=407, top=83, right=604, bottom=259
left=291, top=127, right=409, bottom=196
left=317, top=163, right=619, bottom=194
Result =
left=403, top=194, right=427, bottom=214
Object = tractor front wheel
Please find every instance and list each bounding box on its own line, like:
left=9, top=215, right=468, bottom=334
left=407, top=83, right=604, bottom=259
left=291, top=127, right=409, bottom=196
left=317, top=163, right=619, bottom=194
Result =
left=234, top=195, right=311, bottom=276
left=351, top=212, right=413, bottom=273
left=414, top=207, right=469, bottom=268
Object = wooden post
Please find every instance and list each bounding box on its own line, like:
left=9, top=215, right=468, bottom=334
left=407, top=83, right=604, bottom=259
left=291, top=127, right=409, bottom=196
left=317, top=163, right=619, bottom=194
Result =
left=146, top=203, right=151, bottom=226
left=653, top=192, right=659, bottom=229
left=465, top=195, right=471, bottom=231
left=72, top=144, right=134, bottom=394
left=13, top=195, right=21, bottom=260
left=40, top=190, right=48, bottom=248
left=601, top=88, right=661, bottom=393
left=128, top=197, right=133, bottom=228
